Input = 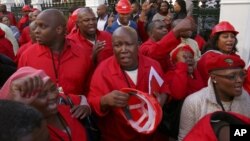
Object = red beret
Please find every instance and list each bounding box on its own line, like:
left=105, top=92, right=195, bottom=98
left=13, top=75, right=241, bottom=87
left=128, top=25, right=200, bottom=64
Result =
left=170, top=45, right=194, bottom=62
left=22, top=5, right=32, bottom=12
left=207, top=54, right=245, bottom=72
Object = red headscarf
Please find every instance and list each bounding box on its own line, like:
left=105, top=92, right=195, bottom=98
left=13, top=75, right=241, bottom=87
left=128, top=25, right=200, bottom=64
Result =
left=170, top=45, right=194, bottom=62
left=0, top=67, right=49, bottom=102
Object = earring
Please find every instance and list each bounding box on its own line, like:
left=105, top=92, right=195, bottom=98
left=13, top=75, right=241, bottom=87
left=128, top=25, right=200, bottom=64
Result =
left=213, top=80, right=217, bottom=83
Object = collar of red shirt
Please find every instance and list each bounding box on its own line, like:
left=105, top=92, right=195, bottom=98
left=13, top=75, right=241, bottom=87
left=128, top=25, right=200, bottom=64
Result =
left=35, top=39, right=81, bottom=57
left=77, top=29, right=101, bottom=44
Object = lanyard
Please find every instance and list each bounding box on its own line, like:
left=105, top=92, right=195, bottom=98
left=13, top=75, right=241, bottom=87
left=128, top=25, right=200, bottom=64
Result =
left=48, top=113, right=72, bottom=141
left=50, top=49, right=63, bottom=93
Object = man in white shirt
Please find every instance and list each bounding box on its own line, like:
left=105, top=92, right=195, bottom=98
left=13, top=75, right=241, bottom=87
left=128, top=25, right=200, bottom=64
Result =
left=97, top=4, right=109, bottom=31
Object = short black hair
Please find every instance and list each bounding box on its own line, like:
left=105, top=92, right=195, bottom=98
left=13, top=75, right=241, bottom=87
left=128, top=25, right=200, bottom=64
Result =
left=146, top=19, right=163, bottom=35
left=0, top=100, right=43, bottom=141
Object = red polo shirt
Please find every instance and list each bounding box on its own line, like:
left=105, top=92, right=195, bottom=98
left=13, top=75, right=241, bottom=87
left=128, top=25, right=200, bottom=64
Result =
left=18, top=39, right=91, bottom=95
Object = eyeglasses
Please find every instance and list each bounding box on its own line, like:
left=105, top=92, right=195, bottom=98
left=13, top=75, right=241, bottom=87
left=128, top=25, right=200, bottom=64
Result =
left=212, top=71, right=246, bottom=81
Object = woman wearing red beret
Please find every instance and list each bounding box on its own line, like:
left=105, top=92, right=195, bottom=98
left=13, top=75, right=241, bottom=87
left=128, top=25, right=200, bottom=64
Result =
left=178, top=54, right=250, bottom=141
left=165, top=44, right=205, bottom=100
left=197, top=21, right=240, bottom=86
left=163, top=45, right=205, bottom=139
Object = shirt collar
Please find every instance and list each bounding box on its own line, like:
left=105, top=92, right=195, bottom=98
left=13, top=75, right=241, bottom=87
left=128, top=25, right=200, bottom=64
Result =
left=99, top=14, right=108, bottom=20
left=36, top=39, right=80, bottom=57
left=117, top=18, right=131, bottom=26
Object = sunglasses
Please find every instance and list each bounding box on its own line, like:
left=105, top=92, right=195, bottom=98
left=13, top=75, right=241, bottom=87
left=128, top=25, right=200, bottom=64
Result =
left=212, top=71, right=246, bottom=81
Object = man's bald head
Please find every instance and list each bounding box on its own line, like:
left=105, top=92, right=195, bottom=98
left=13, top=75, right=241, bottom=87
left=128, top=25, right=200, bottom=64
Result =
left=32, top=9, right=41, bottom=21
left=97, top=4, right=108, bottom=17
left=76, top=7, right=97, bottom=37
left=112, top=27, right=139, bottom=71
left=37, top=9, right=66, bottom=28
left=35, top=9, right=66, bottom=46
left=97, top=4, right=107, bottom=10
left=112, top=26, right=138, bottom=43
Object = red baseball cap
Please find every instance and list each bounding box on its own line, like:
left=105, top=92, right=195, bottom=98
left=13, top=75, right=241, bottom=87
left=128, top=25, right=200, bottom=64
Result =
left=118, top=88, right=162, bottom=134
left=206, top=54, right=245, bottom=72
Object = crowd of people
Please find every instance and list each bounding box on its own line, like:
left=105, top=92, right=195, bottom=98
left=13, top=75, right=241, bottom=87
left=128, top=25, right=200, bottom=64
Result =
left=0, top=0, right=250, bottom=141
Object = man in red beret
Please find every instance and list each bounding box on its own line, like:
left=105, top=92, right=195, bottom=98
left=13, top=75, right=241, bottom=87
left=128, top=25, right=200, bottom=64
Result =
left=165, top=44, right=205, bottom=100
left=17, top=5, right=32, bottom=33
left=19, top=9, right=41, bottom=46
left=178, top=54, right=250, bottom=140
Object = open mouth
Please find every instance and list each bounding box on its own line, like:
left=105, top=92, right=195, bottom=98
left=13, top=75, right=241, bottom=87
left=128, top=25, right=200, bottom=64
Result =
left=88, top=27, right=96, bottom=32
left=234, top=85, right=242, bottom=92
left=225, top=43, right=234, bottom=49
left=48, top=102, right=57, bottom=109
left=121, top=56, right=129, bottom=61
left=35, top=36, right=42, bottom=42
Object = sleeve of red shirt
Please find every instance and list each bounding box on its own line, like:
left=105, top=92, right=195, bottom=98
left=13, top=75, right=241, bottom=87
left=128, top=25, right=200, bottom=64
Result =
left=165, top=62, right=189, bottom=100
left=137, top=20, right=149, bottom=42
left=140, top=31, right=181, bottom=60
